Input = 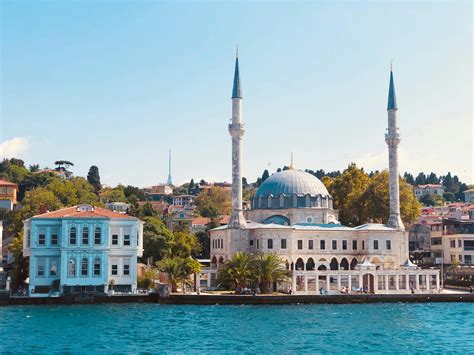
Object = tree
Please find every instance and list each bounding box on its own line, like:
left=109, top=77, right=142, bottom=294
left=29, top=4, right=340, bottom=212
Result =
left=195, top=186, right=231, bottom=218
left=242, top=177, right=248, bottom=188
left=188, top=179, right=195, bottom=194
left=415, top=173, right=426, bottom=185
left=142, top=216, right=173, bottom=262
left=420, top=193, right=444, bottom=207
left=87, top=165, right=101, bottom=192
left=100, top=186, right=126, bottom=203
left=195, top=231, right=210, bottom=259
left=8, top=231, right=29, bottom=288
left=29, top=164, right=40, bottom=172
left=156, top=257, right=201, bottom=293
left=426, top=172, right=439, bottom=184
left=261, top=169, right=270, bottom=183
left=443, top=192, right=456, bottom=202
left=140, top=202, right=158, bottom=218
left=54, top=160, right=74, bottom=177
left=123, top=185, right=146, bottom=201
left=252, top=253, right=289, bottom=293
left=403, top=172, right=415, bottom=185
left=217, top=252, right=254, bottom=290
left=170, top=230, right=202, bottom=259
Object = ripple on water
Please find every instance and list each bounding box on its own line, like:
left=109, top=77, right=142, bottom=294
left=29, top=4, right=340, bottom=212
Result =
left=0, top=303, right=473, bottom=352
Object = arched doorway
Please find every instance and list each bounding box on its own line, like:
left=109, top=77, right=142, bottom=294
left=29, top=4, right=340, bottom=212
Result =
left=285, top=261, right=290, bottom=270
left=218, top=256, right=224, bottom=267
left=318, top=265, right=327, bottom=271
left=350, top=258, right=358, bottom=270
left=330, top=258, right=339, bottom=271
left=363, top=274, right=375, bottom=293
left=211, top=256, right=217, bottom=268
left=371, top=257, right=382, bottom=270
left=295, top=258, right=305, bottom=271
left=306, top=258, right=315, bottom=271
left=340, top=258, right=349, bottom=271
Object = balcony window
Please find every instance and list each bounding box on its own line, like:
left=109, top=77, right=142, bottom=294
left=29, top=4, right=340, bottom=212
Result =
left=81, top=258, right=88, bottom=276
left=297, top=240, right=303, bottom=250
left=308, top=240, right=314, bottom=250
left=94, top=228, right=101, bottom=245
left=51, top=234, right=58, bottom=245
left=38, top=234, right=45, bottom=245
left=281, top=239, right=287, bottom=249
left=70, top=227, right=77, bottom=245
left=111, top=264, right=118, bottom=276
left=124, top=235, right=131, bottom=246
left=352, top=240, right=357, bottom=250
left=94, top=258, right=101, bottom=276
left=112, top=235, right=118, bottom=245
left=123, top=264, right=130, bottom=276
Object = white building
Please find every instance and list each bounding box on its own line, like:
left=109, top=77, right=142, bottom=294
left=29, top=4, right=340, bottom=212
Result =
left=463, top=189, right=474, bottom=203
left=206, top=56, right=439, bottom=295
left=413, top=184, right=445, bottom=199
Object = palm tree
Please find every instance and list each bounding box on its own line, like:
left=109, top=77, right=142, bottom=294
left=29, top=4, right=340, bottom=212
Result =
left=217, top=252, right=254, bottom=291
left=157, top=257, right=200, bottom=293
left=252, top=253, right=289, bottom=293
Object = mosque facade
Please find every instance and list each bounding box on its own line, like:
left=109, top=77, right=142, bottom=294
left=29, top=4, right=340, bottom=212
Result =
left=207, top=55, right=439, bottom=294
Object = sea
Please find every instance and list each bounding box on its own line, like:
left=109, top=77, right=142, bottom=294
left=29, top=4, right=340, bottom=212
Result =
left=0, top=303, right=473, bottom=353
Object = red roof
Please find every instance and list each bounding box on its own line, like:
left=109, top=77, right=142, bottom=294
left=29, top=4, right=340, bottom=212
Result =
left=32, top=205, right=137, bottom=220
left=0, top=179, right=18, bottom=188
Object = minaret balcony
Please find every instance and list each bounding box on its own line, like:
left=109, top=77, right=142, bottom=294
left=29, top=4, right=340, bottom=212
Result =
left=228, top=123, right=245, bottom=138
left=385, top=133, right=401, bottom=146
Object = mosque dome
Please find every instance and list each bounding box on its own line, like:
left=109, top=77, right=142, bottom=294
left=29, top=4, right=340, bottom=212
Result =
left=252, top=169, right=332, bottom=210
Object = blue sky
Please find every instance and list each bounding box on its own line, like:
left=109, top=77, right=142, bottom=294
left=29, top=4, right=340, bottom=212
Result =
left=1, top=1, right=472, bottom=186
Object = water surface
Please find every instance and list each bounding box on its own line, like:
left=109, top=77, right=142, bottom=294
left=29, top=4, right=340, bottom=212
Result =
left=1, top=303, right=473, bottom=353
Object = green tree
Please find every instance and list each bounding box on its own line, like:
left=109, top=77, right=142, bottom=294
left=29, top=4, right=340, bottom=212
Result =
left=195, top=186, right=231, bottom=218
left=217, top=252, right=254, bottom=290
left=188, top=179, right=195, bottom=194
left=29, top=164, right=40, bottom=172
left=261, top=169, right=270, bottom=183
left=142, top=216, right=173, bottom=262
left=420, top=193, right=444, bottom=207
left=170, top=230, right=202, bottom=259
left=100, top=186, right=126, bottom=203
left=443, top=192, right=456, bottom=202
left=415, top=172, right=426, bottom=185
left=87, top=165, right=102, bottom=192
left=252, top=253, right=289, bottom=293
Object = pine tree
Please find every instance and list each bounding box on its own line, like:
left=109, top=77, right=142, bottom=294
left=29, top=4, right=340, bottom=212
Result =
left=87, top=165, right=101, bottom=192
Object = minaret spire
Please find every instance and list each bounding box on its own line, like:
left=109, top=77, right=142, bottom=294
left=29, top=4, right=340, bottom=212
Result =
left=228, top=51, right=246, bottom=228
left=166, top=148, right=173, bottom=186
left=385, top=66, right=404, bottom=230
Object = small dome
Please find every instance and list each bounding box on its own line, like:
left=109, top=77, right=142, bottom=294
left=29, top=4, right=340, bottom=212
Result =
left=255, top=170, right=330, bottom=199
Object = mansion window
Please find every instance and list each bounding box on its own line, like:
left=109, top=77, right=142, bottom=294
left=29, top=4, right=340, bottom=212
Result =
left=124, top=235, right=131, bottom=246
left=37, top=262, right=45, bottom=277
left=450, top=240, right=456, bottom=248
left=68, top=258, right=76, bottom=277
left=362, top=241, right=365, bottom=250
left=112, top=235, right=119, bottom=245
left=51, top=234, right=58, bottom=245
left=386, top=240, right=392, bottom=250
left=123, top=264, right=130, bottom=276
left=82, top=227, right=89, bottom=245
left=94, top=228, right=101, bottom=245
left=281, top=239, right=287, bottom=249
left=249, top=240, right=254, bottom=247
left=373, top=240, right=379, bottom=250
left=70, top=227, right=77, bottom=245
left=352, top=240, right=357, bottom=250
left=256, top=239, right=259, bottom=249
left=94, top=258, right=101, bottom=276
left=111, top=264, right=118, bottom=276
left=464, top=241, right=474, bottom=251
left=431, top=237, right=442, bottom=245
left=458, top=240, right=462, bottom=248
left=38, top=234, right=45, bottom=245
left=308, top=240, right=314, bottom=250
left=297, top=240, right=303, bottom=250
left=267, top=239, right=273, bottom=249
left=465, top=255, right=472, bottom=264
left=81, top=258, right=88, bottom=276
left=332, top=240, right=337, bottom=250
left=320, top=240, right=325, bottom=250
left=50, top=260, right=57, bottom=276
left=342, top=240, right=347, bottom=250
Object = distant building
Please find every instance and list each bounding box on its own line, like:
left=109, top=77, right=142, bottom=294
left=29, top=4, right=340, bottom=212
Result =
left=105, top=202, right=131, bottom=214
left=0, top=179, right=18, bottom=210
left=142, top=184, right=173, bottom=201
left=189, top=182, right=232, bottom=196
left=34, top=169, right=67, bottom=179
left=192, top=215, right=230, bottom=233
left=166, top=206, right=195, bottom=231
left=408, top=223, right=442, bottom=264
left=430, top=219, right=474, bottom=266
left=137, top=201, right=168, bottom=216
left=23, top=204, right=144, bottom=297
left=463, top=189, right=474, bottom=203
left=413, top=184, right=445, bottom=199
left=172, top=195, right=195, bottom=207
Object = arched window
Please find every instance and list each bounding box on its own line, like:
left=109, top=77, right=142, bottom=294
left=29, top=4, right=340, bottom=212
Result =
left=211, top=256, right=217, bottom=269
left=218, top=256, right=224, bottom=265
left=295, top=258, right=305, bottom=271
left=306, top=258, right=315, bottom=271
left=68, top=258, right=76, bottom=276
left=350, top=258, right=358, bottom=270
left=94, top=227, right=101, bottom=245
left=340, top=258, right=349, bottom=271
left=81, top=258, right=88, bottom=276
left=318, top=264, right=327, bottom=271
left=94, top=258, right=101, bottom=276
left=82, top=227, right=89, bottom=245
left=330, top=258, right=339, bottom=271
left=70, top=227, right=77, bottom=245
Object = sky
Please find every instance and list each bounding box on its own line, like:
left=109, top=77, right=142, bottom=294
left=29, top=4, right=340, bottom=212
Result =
left=1, top=0, right=472, bottom=187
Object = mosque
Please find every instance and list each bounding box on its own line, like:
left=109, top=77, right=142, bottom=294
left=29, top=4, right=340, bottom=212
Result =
left=207, top=54, right=439, bottom=294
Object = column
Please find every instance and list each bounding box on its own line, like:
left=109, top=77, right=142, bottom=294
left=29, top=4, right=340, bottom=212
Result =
left=425, top=274, right=430, bottom=292
left=415, top=275, right=420, bottom=291
left=436, top=273, right=440, bottom=292
left=395, top=274, right=399, bottom=291
left=359, top=274, right=363, bottom=291
left=337, top=274, right=341, bottom=291
left=326, top=275, right=330, bottom=293
left=304, top=275, right=308, bottom=293
left=406, top=274, right=410, bottom=290
left=207, top=272, right=211, bottom=289
left=195, top=273, right=201, bottom=292
left=385, top=274, right=389, bottom=292
left=316, top=275, right=319, bottom=293
left=374, top=275, right=378, bottom=293
left=292, top=272, right=297, bottom=294
left=348, top=275, right=352, bottom=292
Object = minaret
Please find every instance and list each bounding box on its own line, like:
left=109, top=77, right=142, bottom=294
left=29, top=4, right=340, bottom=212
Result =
left=166, top=148, right=173, bottom=186
left=228, top=50, right=246, bottom=228
left=385, top=66, right=404, bottom=230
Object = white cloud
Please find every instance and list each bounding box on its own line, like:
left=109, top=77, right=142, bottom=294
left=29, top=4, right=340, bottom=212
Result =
left=0, top=137, right=29, bottom=158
